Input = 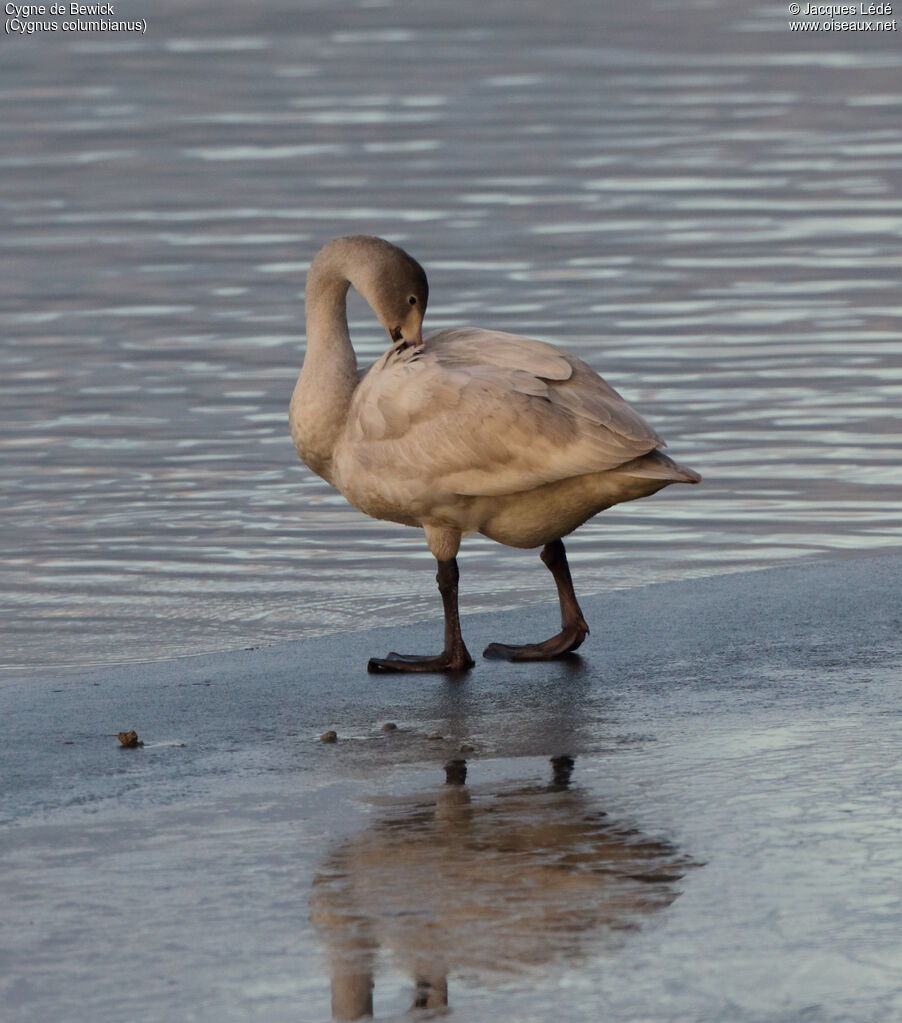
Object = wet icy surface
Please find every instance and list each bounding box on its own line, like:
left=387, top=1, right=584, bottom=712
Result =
left=3, top=0, right=902, bottom=668
left=2, top=556, right=901, bottom=1021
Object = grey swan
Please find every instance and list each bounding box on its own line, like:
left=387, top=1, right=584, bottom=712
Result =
left=289, top=235, right=700, bottom=673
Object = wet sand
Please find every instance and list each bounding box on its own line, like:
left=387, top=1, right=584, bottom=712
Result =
left=2, top=553, right=901, bottom=1021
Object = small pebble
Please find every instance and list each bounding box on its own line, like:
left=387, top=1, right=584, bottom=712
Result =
left=320, top=730, right=338, bottom=743
left=459, top=743, right=475, bottom=754
left=117, top=730, right=143, bottom=749
left=426, top=732, right=443, bottom=741
left=381, top=722, right=398, bottom=732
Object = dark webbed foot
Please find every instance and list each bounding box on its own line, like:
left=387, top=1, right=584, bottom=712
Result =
left=367, top=650, right=475, bottom=674
left=368, top=556, right=473, bottom=674
left=483, top=539, right=589, bottom=662
left=483, top=620, right=588, bottom=662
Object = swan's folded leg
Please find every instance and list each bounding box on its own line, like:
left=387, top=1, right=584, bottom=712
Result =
left=483, top=539, right=589, bottom=661
left=368, top=557, right=475, bottom=673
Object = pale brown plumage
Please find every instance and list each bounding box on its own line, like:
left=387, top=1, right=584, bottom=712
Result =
left=290, top=236, right=700, bottom=672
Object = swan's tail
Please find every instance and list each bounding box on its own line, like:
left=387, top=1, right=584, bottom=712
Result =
left=618, top=449, right=701, bottom=484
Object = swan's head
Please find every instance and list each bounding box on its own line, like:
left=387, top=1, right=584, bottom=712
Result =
left=313, top=235, right=429, bottom=348
left=363, top=238, right=429, bottom=349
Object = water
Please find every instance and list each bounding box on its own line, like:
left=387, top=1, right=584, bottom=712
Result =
left=2, top=0, right=902, bottom=669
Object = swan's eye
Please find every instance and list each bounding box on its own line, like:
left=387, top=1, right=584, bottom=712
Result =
left=408, top=295, right=417, bottom=306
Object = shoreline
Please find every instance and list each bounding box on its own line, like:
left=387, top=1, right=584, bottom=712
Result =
left=5, top=542, right=901, bottom=681
left=3, top=549, right=901, bottom=826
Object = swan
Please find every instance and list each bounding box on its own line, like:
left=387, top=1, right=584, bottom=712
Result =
left=290, top=235, right=700, bottom=673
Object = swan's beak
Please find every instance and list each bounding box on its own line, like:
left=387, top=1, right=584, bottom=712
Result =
left=389, top=327, right=423, bottom=350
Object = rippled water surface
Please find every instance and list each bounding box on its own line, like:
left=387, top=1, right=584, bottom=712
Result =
left=2, top=0, right=901, bottom=669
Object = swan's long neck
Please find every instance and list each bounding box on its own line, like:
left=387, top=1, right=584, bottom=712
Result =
left=290, top=257, right=358, bottom=484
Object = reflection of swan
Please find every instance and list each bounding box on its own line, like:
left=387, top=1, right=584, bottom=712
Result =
left=310, top=758, right=698, bottom=1020
left=290, top=236, right=700, bottom=673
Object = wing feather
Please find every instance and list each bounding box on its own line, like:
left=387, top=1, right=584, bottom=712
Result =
left=339, top=327, right=662, bottom=500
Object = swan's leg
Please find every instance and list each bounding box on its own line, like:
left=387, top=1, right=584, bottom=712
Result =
left=410, top=970, right=448, bottom=1010
left=483, top=539, right=589, bottom=661
left=367, top=557, right=475, bottom=673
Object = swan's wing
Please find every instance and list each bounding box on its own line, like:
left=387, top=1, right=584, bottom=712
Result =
left=431, top=328, right=662, bottom=444
left=342, top=327, right=662, bottom=499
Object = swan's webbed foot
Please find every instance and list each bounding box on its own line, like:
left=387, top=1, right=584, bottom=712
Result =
left=367, top=648, right=475, bottom=674
left=368, top=555, right=474, bottom=673
left=483, top=620, right=588, bottom=662
left=483, top=539, right=589, bottom=662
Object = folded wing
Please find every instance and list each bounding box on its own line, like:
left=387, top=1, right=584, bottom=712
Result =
left=342, top=327, right=662, bottom=499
